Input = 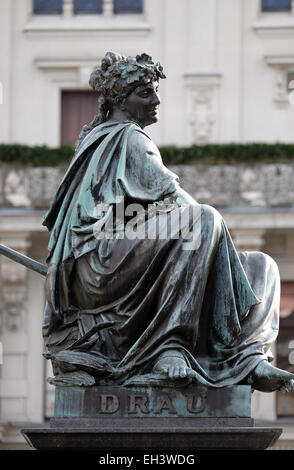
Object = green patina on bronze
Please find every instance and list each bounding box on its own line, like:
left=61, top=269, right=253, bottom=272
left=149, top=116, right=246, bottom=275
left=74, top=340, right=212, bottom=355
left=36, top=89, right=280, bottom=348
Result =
left=54, top=385, right=251, bottom=419
left=1, top=51, right=292, bottom=396
left=94, top=52, right=166, bottom=98
left=40, top=52, right=294, bottom=394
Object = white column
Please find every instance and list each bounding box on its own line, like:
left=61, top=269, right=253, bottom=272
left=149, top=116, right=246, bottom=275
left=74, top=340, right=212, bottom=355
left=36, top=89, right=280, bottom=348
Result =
left=216, top=0, right=243, bottom=142
left=0, top=233, right=44, bottom=422
left=63, top=0, right=74, bottom=18
left=187, top=0, right=217, bottom=70
left=26, top=268, right=45, bottom=422
left=0, top=0, right=12, bottom=142
left=103, top=0, right=113, bottom=17
left=0, top=234, right=30, bottom=421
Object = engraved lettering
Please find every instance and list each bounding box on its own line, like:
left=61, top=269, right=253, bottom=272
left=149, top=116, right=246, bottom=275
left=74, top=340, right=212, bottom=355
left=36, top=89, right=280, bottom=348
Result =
left=155, top=394, right=177, bottom=414
left=186, top=393, right=206, bottom=414
left=100, top=394, right=119, bottom=413
left=128, top=395, right=150, bottom=414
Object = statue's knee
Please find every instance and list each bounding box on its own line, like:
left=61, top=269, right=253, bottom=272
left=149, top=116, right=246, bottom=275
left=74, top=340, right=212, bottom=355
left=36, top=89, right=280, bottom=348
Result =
left=260, top=252, right=280, bottom=279
left=244, top=251, right=280, bottom=282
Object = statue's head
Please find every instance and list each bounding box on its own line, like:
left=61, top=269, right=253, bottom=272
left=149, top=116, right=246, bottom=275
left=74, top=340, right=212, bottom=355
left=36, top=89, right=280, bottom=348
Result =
left=89, top=52, right=166, bottom=128
left=75, top=52, right=166, bottom=150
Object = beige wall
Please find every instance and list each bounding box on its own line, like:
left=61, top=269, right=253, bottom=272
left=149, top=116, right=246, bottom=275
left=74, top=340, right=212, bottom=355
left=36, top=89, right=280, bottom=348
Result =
left=1, top=0, right=294, bottom=449
left=1, top=0, right=294, bottom=148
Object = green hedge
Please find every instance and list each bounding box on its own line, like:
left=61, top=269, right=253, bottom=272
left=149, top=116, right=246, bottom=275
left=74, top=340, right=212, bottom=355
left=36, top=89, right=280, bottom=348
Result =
left=160, top=143, right=294, bottom=165
left=1, top=143, right=294, bottom=166
left=0, top=144, right=74, bottom=166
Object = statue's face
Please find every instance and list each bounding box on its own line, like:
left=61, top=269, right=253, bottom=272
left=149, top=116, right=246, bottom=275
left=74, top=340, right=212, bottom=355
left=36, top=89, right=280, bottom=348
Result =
left=123, top=80, right=160, bottom=128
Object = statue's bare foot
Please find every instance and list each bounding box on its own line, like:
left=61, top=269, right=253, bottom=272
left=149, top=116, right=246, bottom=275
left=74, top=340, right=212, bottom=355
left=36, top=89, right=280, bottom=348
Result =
left=152, top=349, right=197, bottom=380
left=247, top=360, right=294, bottom=393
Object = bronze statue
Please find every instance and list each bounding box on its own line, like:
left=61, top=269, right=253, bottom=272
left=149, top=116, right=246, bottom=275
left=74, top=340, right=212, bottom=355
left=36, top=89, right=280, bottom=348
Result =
left=40, top=52, right=294, bottom=393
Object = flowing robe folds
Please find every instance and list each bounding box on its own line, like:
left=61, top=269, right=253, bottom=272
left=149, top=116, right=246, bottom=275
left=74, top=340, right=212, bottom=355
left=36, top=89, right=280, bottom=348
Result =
left=42, top=121, right=280, bottom=386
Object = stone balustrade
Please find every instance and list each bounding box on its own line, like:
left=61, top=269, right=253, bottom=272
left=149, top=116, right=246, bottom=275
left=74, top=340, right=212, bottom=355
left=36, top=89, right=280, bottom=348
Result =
left=1, top=162, right=294, bottom=209
left=168, top=163, right=294, bottom=208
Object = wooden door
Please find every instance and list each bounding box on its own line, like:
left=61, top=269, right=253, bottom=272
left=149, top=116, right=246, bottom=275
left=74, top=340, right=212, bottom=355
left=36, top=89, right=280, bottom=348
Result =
left=61, top=90, right=100, bottom=147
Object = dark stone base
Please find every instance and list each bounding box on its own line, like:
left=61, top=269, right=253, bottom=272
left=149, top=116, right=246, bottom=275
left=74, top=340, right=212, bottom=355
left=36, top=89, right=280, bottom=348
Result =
left=53, top=384, right=252, bottom=421
left=49, top=416, right=253, bottom=428
left=22, top=426, right=282, bottom=450
left=21, top=384, right=282, bottom=450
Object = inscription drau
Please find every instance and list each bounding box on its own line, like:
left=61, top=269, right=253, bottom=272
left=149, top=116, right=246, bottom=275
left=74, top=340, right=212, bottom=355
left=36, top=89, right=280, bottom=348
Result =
left=55, top=385, right=251, bottom=419
left=97, top=390, right=208, bottom=416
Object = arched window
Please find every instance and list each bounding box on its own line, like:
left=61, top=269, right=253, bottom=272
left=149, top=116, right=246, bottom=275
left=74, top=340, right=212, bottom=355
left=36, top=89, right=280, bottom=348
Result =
left=261, top=0, right=291, bottom=11
left=114, top=0, right=143, bottom=14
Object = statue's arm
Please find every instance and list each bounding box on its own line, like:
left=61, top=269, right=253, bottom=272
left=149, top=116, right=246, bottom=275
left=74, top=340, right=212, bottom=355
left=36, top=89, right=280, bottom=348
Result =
left=125, top=128, right=199, bottom=207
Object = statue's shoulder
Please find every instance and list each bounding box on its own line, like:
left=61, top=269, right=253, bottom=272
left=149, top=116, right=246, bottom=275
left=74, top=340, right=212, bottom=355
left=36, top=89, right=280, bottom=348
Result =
left=126, top=123, right=159, bottom=157
left=127, top=122, right=151, bottom=139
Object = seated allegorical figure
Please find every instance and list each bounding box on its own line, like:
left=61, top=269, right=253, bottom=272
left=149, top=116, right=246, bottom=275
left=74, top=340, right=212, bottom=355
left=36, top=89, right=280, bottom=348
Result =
left=42, top=51, right=294, bottom=393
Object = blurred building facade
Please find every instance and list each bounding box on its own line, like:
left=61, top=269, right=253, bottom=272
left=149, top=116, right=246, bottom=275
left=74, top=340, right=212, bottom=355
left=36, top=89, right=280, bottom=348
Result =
left=1, top=0, right=294, bottom=449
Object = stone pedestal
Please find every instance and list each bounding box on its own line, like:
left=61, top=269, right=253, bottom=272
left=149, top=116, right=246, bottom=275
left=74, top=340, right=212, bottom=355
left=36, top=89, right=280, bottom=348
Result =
left=22, top=385, right=282, bottom=450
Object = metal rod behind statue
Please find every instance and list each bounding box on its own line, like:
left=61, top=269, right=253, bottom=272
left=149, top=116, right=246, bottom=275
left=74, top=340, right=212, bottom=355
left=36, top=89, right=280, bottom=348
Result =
left=0, top=243, right=47, bottom=277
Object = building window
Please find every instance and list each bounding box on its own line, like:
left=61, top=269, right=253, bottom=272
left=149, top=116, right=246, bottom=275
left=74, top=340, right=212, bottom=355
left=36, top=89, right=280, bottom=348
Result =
left=74, top=0, right=103, bottom=14
left=114, top=0, right=143, bottom=14
left=33, top=0, right=63, bottom=14
left=261, top=0, right=291, bottom=11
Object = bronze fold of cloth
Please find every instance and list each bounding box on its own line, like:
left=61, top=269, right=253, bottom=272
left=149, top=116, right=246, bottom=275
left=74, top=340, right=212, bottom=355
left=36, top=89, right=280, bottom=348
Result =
left=42, top=121, right=279, bottom=387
